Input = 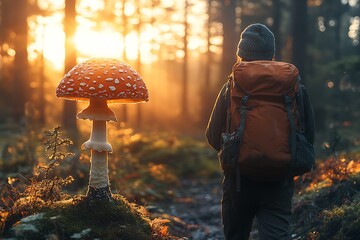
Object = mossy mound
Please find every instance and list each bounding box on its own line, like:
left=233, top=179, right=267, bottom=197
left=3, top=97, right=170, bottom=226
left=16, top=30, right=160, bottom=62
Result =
left=3, top=194, right=154, bottom=240
left=320, top=202, right=360, bottom=240
left=291, top=173, right=360, bottom=239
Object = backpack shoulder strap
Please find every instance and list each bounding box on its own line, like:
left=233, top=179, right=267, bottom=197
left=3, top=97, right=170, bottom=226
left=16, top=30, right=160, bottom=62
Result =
left=225, top=75, right=232, bottom=133
left=285, top=76, right=303, bottom=176
left=296, top=76, right=306, bottom=132
left=284, top=93, right=296, bottom=177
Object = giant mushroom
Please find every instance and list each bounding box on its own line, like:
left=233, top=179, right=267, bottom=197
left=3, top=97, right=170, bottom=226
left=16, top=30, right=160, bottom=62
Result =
left=56, top=58, right=149, bottom=201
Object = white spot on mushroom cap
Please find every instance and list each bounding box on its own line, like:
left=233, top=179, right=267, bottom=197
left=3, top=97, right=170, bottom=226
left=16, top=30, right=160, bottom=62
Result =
left=109, top=86, right=116, bottom=91
left=67, top=88, right=74, bottom=91
left=89, top=87, right=95, bottom=91
left=114, top=79, right=119, bottom=84
left=106, top=78, right=113, bottom=81
left=126, top=83, right=131, bottom=87
left=98, top=84, right=104, bottom=88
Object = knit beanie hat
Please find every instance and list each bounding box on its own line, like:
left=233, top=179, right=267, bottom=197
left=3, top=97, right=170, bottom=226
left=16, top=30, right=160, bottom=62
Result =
left=237, top=23, right=275, bottom=61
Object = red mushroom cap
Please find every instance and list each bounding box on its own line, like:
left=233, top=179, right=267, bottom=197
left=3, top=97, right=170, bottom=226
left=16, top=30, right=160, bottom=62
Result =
left=56, top=58, right=149, bottom=103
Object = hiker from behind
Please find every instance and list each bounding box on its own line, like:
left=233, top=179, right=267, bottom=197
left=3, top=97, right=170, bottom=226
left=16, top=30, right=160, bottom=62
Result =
left=206, top=23, right=315, bottom=240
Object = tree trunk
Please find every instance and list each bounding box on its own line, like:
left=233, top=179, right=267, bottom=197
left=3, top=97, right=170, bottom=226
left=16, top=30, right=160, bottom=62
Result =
left=221, top=0, right=237, bottom=79
left=64, top=0, right=78, bottom=138
left=0, top=1, right=6, bottom=85
left=291, top=0, right=307, bottom=85
left=332, top=1, right=345, bottom=60
left=136, top=0, right=142, bottom=129
left=39, top=44, right=45, bottom=126
left=181, top=0, right=189, bottom=120
left=272, top=0, right=282, bottom=60
left=120, top=0, right=128, bottom=124
left=38, top=22, right=47, bottom=127
left=12, top=0, right=29, bottom=125
left=201, top=0, right=214, bottom=125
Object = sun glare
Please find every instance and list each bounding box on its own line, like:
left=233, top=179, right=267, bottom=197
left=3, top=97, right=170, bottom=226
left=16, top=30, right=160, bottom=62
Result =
left=75, top=26, right=123, bottom=59
left=28, top=14, right=65, bottom=70
left=27, top=0, right=210, bottom=71
left=29, top=17, right=154, bottom=70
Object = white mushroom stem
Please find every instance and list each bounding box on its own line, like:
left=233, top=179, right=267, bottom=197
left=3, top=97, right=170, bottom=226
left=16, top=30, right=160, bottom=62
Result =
left=89, top=149, right=110, bottom=189
left=78, top=98, right=116, bottom=190
left=83, top=120, right=112, bottom=152
left=85, top=120, right=111, bottom=189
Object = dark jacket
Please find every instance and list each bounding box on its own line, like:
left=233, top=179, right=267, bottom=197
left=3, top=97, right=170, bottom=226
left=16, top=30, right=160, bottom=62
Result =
left=205, top=80, right=315, bottom=152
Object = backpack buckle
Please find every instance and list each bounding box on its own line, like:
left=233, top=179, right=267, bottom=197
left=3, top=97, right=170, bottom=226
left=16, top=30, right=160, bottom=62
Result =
left=284, top=95, right=292, bottom=104
left=242, top=95, right=250, bottom=104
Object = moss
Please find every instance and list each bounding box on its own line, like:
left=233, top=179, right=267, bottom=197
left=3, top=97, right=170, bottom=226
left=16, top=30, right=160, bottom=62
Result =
left=292, top=172, right=360, bottom=239
left=320, top=203, right=360, bottom=240
left=4, top=194, right=154, bottom=240
left=295, top=173, right=360, bottom=210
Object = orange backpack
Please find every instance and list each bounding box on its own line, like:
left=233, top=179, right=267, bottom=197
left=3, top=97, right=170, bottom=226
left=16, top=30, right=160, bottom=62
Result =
left=222, top=61, right=300, bottom=183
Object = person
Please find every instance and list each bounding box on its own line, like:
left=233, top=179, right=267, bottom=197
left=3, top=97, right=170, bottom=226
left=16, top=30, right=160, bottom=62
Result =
left=205, top=23, right=315, bottom=240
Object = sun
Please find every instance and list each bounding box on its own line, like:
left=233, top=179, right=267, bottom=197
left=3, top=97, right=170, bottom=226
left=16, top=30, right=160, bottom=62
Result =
left=28, top=12, right=155, bottom=71
left=27, top=0, right=209, bottom=71
left=74, top=25, right=124, bottom=60
left=29, top=23, right=141, bottom=70
left=29, top=20, right=157, bottom=70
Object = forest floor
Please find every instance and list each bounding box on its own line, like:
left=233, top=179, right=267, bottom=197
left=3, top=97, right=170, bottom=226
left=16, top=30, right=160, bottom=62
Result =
left=1, top=128, right=359, bottom=239
left=148, top=177, right=265, bottom=240
left=148, top=178, right=224, bottom=240
left=149, top=163, right=360, bottom=240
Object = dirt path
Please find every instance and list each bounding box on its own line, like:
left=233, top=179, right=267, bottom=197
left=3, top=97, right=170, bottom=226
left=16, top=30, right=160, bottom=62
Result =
left=149, top=178, right=224, bottom=240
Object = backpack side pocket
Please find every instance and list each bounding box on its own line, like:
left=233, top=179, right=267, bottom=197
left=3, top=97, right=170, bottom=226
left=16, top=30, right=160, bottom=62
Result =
left=218, top=132, right=239, bottom=173
left=292, top=132, right=315, bottom=176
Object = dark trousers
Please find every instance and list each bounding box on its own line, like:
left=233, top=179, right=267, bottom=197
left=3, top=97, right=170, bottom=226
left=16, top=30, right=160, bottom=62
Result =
left=222, top=174, right=294, bottom=240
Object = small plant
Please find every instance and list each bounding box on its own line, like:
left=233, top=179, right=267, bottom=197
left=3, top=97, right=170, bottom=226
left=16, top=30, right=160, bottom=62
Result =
left=1, top=126, right=74, bottom=233
left=328, top=128, right=342, bottom=157
left=24, top=126, right=74, bottom=203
